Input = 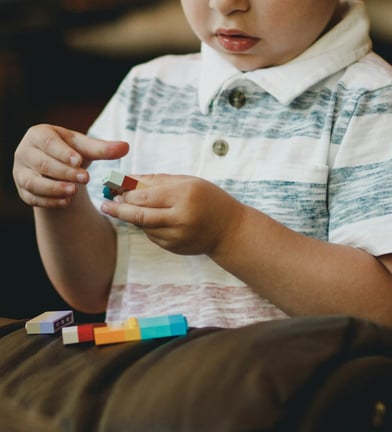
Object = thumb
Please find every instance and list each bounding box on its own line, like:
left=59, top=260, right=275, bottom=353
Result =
left=93, top=139, right=130, bottom=162
left=55, top=126, right=130, bottom=166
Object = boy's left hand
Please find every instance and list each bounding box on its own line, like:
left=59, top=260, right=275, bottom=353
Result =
left=101, top=174, right=244, bottom=256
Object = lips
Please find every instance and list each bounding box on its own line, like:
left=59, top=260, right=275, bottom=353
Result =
left=216, top=29, right=259, bottom=52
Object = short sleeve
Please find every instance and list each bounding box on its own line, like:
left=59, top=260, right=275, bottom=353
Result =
left=329, top=83, right=392, bottom=255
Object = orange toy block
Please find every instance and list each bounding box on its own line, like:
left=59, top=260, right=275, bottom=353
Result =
left=94, top=318, right=141, bottom=345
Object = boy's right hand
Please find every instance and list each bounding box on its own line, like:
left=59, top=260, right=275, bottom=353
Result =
left=12, top=124, right=129, bottom=208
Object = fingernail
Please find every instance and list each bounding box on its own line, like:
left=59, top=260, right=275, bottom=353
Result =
left=113, top=195, right=123, bottom=203
left=70, top=155, right=80, bottom=167
left=64, top=184, right=75, bottom=194
left=77, top=173, right=87, bottom=183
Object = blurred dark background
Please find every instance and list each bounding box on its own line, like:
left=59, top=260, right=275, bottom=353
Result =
left=0, top=0, right=390, bottom=321
left=0, top=0, right=198, bottom=321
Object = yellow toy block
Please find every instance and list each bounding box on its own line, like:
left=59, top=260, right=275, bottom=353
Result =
left=124, top=317, right=142, bottom=341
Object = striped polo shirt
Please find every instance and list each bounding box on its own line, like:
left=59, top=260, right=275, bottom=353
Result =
left=87, top=0, right=392, bottom=328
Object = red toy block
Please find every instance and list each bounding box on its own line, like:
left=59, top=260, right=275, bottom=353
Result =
left=62, top=323, right=106, bottom=345
left=121, top=175, right=139, bottom=191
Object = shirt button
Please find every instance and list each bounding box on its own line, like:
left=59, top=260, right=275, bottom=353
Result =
left=212, top=139, right=229, bottom=156
left=229, top=89, right=246, bottom=108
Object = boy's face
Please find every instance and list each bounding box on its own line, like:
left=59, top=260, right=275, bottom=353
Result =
left=181, top=0, right=340, bottom=71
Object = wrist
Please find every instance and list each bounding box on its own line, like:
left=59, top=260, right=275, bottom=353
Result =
left=207, top=202, right=248, bottom=266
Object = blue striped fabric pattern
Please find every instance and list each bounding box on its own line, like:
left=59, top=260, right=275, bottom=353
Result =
left=86, top=1, right=392, bottom=327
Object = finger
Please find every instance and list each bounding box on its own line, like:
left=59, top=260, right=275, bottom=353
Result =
left=19, top=169, right=78, bottom=198
left=53, top=126, right=130, bottom=165
left=101, top=200, right=172, bottom=228
left=24, top=124, right=84, bottom=168
left=18, top=125, right=129, bottom=184
left=14, top=166, right=79, bottom=209
left=29, top=194, right=72, bottom=209
left=17, top=185, right=73, bottom=208
left=120, top=178, right=180, bottom=209
left=120, top=189, right=172, bottom=209
left=17, top=126, right=88, bottom=184
left=18, top=145, right=89, bottom=185
left=13, top=147, right=89, bottom=189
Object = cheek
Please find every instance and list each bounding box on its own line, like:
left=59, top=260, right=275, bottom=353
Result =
left=181, top=1, right=209, bottom=40
left=266, top=9, right=331, bottom=58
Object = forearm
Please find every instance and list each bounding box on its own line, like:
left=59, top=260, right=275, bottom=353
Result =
left=209, top=205, right=392, bottom=327
left=34, top=185, right=116, bottom=313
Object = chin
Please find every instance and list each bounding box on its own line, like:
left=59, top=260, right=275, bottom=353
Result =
left=217, top=49, right=274, bottom=71
left=227, top=55, right=271, bottom=72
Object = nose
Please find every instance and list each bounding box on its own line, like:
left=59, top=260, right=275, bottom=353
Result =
left=209, top=0, right=250, bottom=15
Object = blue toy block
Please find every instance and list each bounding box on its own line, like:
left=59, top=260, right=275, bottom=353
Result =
left=25, top=311, right=74, bottom=334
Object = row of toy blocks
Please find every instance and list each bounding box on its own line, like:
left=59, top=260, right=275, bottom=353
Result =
left=94, top=314, right=188, bottom=345
left=63, top=314, right=188, bottom=345
left=102, top=170, right=144, bottom=200
left=25, top=311, right=74, bottom=334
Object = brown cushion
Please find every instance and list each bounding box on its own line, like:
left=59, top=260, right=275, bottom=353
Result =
left=0, top=315, right=391, bottom=431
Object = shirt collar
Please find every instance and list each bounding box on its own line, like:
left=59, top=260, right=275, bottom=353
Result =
left=198, top=0, right=371, bottom=114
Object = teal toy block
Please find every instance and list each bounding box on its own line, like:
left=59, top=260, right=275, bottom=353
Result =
left=137, top=314, right=188, bottom=340
left=168, top=314, right=188, bottom=336
left=103, top=186, right=114, bottom=200
left=138, top=315, right=172, bottom=339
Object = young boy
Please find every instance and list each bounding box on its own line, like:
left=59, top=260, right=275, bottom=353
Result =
left=12, top=0, right=392, bottom=328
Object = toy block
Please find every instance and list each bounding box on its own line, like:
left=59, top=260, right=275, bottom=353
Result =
left=93, top=326, right=128, bottom=345
left=104, top=189, right=116, bottom=200
left=138, top=315, right=171, bottom=339
left=102, top=170, right=124, bottom=189
left=102, top=170, right=145, bottom=200
left=168, top=314, right=188, bottom=336
left=138, top=315, right=188, bottom=339
left=94, top=319, right=141, bottom=345
left=62, top=323, right=107, bottom=345
left=62, top=326, right=79, bottom=345
left=78, top=323, right=106, bottom=342
left=103, top=186, right=114, bottom=199
left=25, top=311, right=74, bottom=335
left=121, top=175, right=139, bottom=191
left=124, top=317, right=142, bottom=340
